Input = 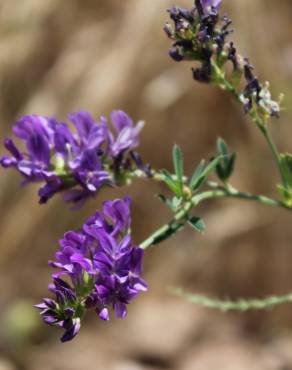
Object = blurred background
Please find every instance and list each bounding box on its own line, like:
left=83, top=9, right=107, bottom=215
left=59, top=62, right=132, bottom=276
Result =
left=1, top=0, right=292, bottom=369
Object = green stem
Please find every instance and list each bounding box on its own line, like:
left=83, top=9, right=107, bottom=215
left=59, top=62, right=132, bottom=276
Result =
left=258, top=124, right=287, bottom=187
left=172, top=288, right=292, bottom=312
left=212, top=60, right=286, bottom=187
left=129, top=168, right=190, bottom=184
left=211, top=60, right=240, bottom=102
left=140, top=187, right=291, bottom=250
left=128, top=169, right=165, bottom=183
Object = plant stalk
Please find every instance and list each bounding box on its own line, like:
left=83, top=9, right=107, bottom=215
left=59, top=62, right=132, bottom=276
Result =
left=140, top=187, right=291, bottom=250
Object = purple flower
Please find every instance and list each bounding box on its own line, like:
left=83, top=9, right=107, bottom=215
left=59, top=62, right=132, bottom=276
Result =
left=36, top=197, right=147, bottom=342
left=103, top=196, right=132, bottom=235
left=200, top=0, right=222, bottom=15
left=35, top=278, right=82, bottom=343
left=165, top=1, right=280, bottom=117
left=108, top=111, right=145, bottom=158
left=49, top=231, right=95, bottom=282
left=165, top=0, right=229, bottom=72
left=1, top=111, right=145, bottom=206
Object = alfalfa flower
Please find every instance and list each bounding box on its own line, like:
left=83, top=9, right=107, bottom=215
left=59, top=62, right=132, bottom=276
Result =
left=1, top=111, right=146, bottom=207
left=165, top=0, right=281, bottom=118
left=35, top=197, right=147, bottom=342
left=165, top=0, right=232, bottom=82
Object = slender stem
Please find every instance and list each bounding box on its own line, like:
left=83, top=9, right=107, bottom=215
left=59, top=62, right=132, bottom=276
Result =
left=211, top=60, right=241, bottom=102
left=140, top=187, right=291, bottom=250
left=140, top=199, right=193, bottom=250
left=172, top=288, right=292, bottom=312
left=129, top=168, right=189, bottom=184
left=258, top=124, right=287, bottom=187
left=128, top=169, right=165, bottom=182
left=212, top=61, right=286, bottom=187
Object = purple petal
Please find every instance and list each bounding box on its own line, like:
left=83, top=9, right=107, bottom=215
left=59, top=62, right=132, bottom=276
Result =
left=38, top=175, right=63, bottom=204
left=43, top=315, right=59, bottom=325
left=114, top=302, right=127, bottom=319
left=70, top=253, right=93, bottom=273
left=0, top=156, right=17, bottom=168
left=34, top=302, right=48, bottom=310
left=87, top=124, right=108, bottom=150
left=43, top=298, right=57, bottom=309
left=200, top=0, right=222, bottom=14
left=61, top=318, right=81, bottom=342
left=95, top=283, right=111, bottom=298
left=110, top=120, right=144, bottom=157
left=69, top=111, right=95, bottom=142
left=93, top=252, right=113, bottom=272
left=26, top=133, right=50, bottom=165
left=89, top=229, right=116, bottom=255
left=79, top=149, right=102, bottom=171
left=4, top=138, right=23, bottom=160
left=117, top=235, right=131, bottom=254
left=103, top=196, right=131, bottom=232
left=54, top=122, right=75, bottom=156
left=111, top=110, right=133, bottom=132
left=132, top=277, right=148, bottom=292
left=129, top=247, right=144, bottom=275
left=17, top=160, right=43, bottom=178
left=98, top=307, right=110, bottom=321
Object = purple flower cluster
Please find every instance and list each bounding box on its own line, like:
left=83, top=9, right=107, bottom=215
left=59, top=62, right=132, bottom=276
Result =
left=35, top=278, right=82, bottom=343
left=0, top=111, right=145, bottom=207
left=35, top=197, right=147, bottom=342
left=165, top=0, right=281, bottom=117
left=165, top=0, right=227, bottom=80
left=240, top=62, right=281, bottom=118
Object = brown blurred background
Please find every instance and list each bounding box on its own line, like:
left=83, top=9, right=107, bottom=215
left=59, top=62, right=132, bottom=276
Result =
left=1, top=0, right=292, bottom=369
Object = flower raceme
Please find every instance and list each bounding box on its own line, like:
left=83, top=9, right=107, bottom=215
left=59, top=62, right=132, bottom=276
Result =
left=0, top=111, right=145, bottom=207
left=165, top=0, right=281, bottom=118
left=165, top=0, right=233, bottom=82
left=35, top=197, right=147, bottom=342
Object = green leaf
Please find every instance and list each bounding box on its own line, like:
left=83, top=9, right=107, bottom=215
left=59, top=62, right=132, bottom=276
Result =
left=161, top=169, right=180, bottom=196
left=217, top=137, right=229, bottom=157
left=215, top=138, right=236, bottom=181
left=188, top=217, right=206, bottom=234
left=157, top=194, right=183, bottom=211
left=189, top=160, right=206, bottom=190
left=190, top=157, right=222, bottom=191
left=157, top=194, right=174, bottom=210
left=172, top=144, right=184, bottom=192
left=216, top=153, right=237, bottom=182
left=172, top=196, right=183, bottom=209
left=202, top=156, right=222, bottom=178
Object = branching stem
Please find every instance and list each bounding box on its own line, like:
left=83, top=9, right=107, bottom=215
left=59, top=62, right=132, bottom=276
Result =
left=213, top=60, right=287, bottom=187
left=140, top=185, right=291, bottom=250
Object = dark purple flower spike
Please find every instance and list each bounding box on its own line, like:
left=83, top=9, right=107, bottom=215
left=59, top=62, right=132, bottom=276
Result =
left=165, top=0, right=281, bottom=118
